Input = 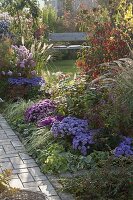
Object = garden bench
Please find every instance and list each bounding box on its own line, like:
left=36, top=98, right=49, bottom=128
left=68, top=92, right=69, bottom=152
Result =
left=49, top=32, right=90, bottom=50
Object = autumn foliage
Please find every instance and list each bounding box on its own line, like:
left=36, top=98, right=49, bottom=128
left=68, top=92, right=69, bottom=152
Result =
left=76, top=23, right=130, bottom=74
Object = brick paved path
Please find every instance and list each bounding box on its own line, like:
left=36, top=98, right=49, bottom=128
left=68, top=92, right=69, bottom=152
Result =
left=0, top=114, right=61, bottom=200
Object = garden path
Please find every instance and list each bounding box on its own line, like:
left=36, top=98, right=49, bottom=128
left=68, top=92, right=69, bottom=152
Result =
left=0, top=114, right=61, bottom=200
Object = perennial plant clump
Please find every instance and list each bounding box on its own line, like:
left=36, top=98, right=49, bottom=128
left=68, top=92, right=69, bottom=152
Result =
left=77, top=22, right=130, bottom=73
left=114, top=136, right=133, bottom=157
left=0, top=45, right=42, bottom=81
left=0, top=20, right=10, bottom=35
left=25, top=99, right=56, bottom=123
left=11, top=45, right=36, bottom=77
left=51, top=117, right=98, bottom=155
left=8, top=77, right=45, bottom=87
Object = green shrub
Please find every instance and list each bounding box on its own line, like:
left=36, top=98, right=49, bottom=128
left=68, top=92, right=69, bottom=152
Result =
left=61, top=156, right=133, bottom=200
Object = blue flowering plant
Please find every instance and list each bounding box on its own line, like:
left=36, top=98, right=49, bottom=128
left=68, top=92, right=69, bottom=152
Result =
left=0, top=20, right=10, bottom=35
left=114, top=137, right=133, bottom=157
left=51, top=116, right=99, bottom=155
left=8, top=77, right=45, bottom=87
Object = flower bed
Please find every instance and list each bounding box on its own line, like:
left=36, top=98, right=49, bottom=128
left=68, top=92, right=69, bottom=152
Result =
left=1, top=3, right=133, bottom=199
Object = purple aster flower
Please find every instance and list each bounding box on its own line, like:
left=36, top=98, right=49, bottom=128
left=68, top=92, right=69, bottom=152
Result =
left=30, top=60, right=36, bottom=67
left=7, top=70, right=13, bottom=76
left=20, top=62, right=25, bottom=68
left=25, top=99, right=56, bottom=123
left=37, top=115, right=64, bottom=127
left=51, top=116, right=99, bottom=155
left=37, top=116, right=56, bottom=127
left=28, top=53, right=33, bottom=59
left=1, top=71, right=5, bottom=75
left=114, top=136, right=133, bottom=157
left=31, top=70, right=36, bottom=76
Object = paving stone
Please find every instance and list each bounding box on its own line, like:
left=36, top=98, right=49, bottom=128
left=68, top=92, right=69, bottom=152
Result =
left=13, top=162, right=38, bottom=169
left=24, top=187, right=40, bottom=192
left=23, top=159, right=36, bottom=164
left=9, top=178, right=24, bottom=189
left=3, top=144, right=17, bottom=154
left=1, top=162, right=13, bottom=170
left=11, top=174, right=19, bottom=179
left=19, top=172, right=34, bottom=183
left=3, top=144, right=15, bottom=151
left=0, top=148, right=5, bottom=155
left=48, top=196, right=61, bottom=200
left=10, top=156, right=24, bottom=165
left=12, top=163, right=28, bottom=169
left=11, top=140, right=23, bottom=147
left=0, top=139, right=11, bottom=145
left=15, top=146, right=25, bottom=152
left=1, top=124, right=12, bottom=130
left=12, top=168, right=29, bottom=174
left=33, top=175, right=48, bottom=182
left=0, top=130, right=5, bottom=134
left=0, top=158, right=10, bottom=162
left=39, top=185, right=58, bottom=197
left=0, top=133, right=8, bottom=139
left=29, top=167, right=44, bottom=177
left=19, top=153, right=32, bottom=160
left=0, top=116, right=61, bottom=199
left=0, top=153, right=19, bottom=159
left=4, top=129, right=16, bottom=136
left=23, top=181, right=46, bottom=188
left=7, top=135, right=19, bottom=140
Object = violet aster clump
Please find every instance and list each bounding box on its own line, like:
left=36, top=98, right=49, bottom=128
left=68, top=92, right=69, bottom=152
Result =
left=51, top=116, right=98, bottom=155
left=114, top=136, right=133, bottom=157
left=12, top=45, right=36, bottom=69
left=11, top=45, right=36, bottom=78
left=25, top=99, right=56, bottom=123
left=37, top=115, right=64, bottom=127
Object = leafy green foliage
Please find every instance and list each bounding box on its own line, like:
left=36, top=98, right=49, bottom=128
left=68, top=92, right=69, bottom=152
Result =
left=31, top=40, right=52, bottom=75
left=4, top=100, right=33, bottom=128
left=42, top=6, right=57, bottom=32
left=0, top=0, right=43, bottom=46
left=94, top=128, right=122, bottom=151
left=39, top=143, right=68, bottom=173
left=61, top=156, right=133, bottom=200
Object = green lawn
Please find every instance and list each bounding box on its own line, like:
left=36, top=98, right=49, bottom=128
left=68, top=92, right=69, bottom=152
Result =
left=44, top=60, right=78, bottom=74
